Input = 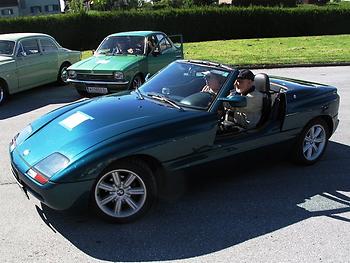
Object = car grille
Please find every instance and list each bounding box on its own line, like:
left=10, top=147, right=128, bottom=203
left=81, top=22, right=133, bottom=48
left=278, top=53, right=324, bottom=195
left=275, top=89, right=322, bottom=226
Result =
left=76, top=73, right=115, bottom=82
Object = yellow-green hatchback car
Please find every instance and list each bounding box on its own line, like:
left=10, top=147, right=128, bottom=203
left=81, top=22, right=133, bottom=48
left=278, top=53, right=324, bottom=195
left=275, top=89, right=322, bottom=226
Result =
left=0, top=33, right=81, bottom=105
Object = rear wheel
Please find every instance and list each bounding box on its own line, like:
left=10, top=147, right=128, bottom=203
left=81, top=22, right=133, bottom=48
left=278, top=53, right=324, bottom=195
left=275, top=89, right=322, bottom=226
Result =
left=293, top=118, right=330, bottom=165
left=92, top=159, right=157, bottom=223
left=0, top=81, right=8, bottom=106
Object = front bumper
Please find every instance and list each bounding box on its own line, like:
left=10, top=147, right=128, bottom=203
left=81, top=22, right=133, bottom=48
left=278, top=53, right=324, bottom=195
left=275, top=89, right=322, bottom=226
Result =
left=10, top=150, right=94, bottom=211
left=332, top=114, right=339, bottom=134
left=67, top=79, right=130, bottom=93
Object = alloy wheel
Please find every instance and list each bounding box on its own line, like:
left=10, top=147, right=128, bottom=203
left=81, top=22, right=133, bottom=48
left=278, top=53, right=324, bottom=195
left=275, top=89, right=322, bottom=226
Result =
left=95, top=169, right=147, bottom=218
left=302, top=124, right=326, bottom=161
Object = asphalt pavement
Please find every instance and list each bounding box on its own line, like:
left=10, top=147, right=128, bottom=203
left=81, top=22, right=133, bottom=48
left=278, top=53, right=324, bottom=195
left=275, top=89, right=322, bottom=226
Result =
left=0, top=66, right=349, bottom=263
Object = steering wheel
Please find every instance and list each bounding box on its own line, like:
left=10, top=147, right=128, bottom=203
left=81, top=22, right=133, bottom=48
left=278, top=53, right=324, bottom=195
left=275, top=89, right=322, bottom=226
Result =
left=180, top=92, right=215, bottom=108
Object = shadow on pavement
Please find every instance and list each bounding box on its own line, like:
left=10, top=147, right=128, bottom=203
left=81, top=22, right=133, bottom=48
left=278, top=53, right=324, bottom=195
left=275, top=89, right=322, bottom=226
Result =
left=0, top=84, right=81, bottom=120
left=37, top=141, right=350, bottom=262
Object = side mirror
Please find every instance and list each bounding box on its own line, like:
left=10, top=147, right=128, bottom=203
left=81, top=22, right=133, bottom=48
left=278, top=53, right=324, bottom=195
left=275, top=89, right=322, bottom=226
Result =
left=92, top=49, right=95, bottom=55
left=145, top=73, right=151, bottom=82
left=218, top=95, right=247, bottom=108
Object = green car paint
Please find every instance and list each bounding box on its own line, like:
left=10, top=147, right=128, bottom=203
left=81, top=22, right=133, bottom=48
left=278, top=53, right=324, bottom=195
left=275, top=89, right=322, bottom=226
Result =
left=66, top=31, right=184, bottom=96
left=0, top=33, right=81, bottom=105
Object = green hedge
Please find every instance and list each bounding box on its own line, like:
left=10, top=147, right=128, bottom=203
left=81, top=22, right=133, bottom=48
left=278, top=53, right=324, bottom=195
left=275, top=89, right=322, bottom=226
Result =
left=232, top=0, right=297, bottom=7
left=0, top=6, right=349, bottom=51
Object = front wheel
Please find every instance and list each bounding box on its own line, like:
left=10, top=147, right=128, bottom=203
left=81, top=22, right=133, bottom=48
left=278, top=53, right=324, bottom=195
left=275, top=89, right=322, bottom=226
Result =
left=0, top=82, right=8, bottom=106
left=130, top=74, right=144, bottom=90
left=293, top=118, right=330, bottom=165
left=92, top=160, right=157, bottom=223
left=57, top=63, right=70, bottom=85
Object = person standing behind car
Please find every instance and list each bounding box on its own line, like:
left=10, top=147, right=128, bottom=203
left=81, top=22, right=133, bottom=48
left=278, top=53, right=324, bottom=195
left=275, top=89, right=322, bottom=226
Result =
left=226, top=69, right=263, bottom=129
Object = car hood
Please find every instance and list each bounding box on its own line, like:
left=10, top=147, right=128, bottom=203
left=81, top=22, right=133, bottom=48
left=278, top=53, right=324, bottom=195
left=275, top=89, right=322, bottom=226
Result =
left=68, top=55, right=145, bottom=72
left=16, top=93, right=191, bottom=166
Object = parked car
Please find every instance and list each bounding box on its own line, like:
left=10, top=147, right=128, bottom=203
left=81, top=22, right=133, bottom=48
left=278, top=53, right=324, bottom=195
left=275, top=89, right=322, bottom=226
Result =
left=9, top=60, right=339, bottom=223
left=66, top=31, right=183, bottom=97
left=0, top=33, right=81, bottom=105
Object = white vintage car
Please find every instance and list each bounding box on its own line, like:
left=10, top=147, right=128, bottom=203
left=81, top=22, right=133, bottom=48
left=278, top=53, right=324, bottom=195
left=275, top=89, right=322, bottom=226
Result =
left=0, top=33, right=81, bottom=105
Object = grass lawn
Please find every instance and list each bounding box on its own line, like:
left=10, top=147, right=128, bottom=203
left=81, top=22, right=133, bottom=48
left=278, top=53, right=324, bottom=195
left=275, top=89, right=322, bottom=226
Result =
left=82, top=34, right=350, bottom=67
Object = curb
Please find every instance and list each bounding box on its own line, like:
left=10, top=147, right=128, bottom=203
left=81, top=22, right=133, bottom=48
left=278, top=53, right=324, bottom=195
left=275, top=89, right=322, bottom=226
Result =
left=231, top=62, right=350, bottom=69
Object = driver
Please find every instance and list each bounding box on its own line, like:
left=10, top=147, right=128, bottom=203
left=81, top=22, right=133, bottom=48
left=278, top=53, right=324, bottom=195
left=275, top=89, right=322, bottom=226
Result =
left=225, top=69, right=263, bottom=129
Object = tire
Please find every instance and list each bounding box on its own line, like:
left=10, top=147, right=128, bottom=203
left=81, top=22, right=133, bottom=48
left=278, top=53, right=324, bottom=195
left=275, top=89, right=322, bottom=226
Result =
left=293, top=118, right=330, bottom=165
left=91, top=159, right=157, bottom=223
left=57, top=63, right=70, bottom=85
left=0, top=81, right=8, bottom=106
left=130, top=74, right=144, bottom=90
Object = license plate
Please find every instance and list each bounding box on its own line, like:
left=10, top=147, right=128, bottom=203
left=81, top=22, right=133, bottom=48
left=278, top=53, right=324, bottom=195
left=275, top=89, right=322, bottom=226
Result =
left=86, top=86, right=108, bottom=94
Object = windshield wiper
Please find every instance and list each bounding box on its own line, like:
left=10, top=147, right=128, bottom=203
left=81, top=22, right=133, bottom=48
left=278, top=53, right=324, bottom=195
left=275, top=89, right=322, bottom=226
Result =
left=147, top=93, right=183, bottom=111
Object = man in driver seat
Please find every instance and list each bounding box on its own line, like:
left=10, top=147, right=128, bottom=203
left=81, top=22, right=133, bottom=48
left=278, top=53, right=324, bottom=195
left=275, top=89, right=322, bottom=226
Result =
left=226, top=69, right=263, bottom=129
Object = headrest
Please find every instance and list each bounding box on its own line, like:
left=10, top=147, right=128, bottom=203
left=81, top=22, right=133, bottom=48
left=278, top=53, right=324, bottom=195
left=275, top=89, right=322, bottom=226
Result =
left=254, top=73, right=270, bottom=93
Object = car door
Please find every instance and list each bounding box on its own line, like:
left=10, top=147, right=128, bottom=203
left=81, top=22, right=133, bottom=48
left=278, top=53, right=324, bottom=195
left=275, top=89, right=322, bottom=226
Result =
left=16, top=38, right=47, bottom=91
left=39, top=37, right=59, bottom=82
left=210, top=94, right=288, bottom=161
left=147, top=33, right=182, bottom=75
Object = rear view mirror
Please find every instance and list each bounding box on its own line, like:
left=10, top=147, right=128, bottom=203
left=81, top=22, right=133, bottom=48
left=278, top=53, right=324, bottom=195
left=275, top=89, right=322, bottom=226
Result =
left=218, top=95, right=247, bottom=108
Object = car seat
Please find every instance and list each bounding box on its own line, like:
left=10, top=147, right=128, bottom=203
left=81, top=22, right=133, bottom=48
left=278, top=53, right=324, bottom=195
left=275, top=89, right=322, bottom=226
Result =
left=254, top=73, right=272, bottom=127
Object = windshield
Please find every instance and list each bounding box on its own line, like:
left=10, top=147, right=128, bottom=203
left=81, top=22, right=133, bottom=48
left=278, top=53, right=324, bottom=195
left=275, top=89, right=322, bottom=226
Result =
left=139, top=61, right=230, bottom=110
left=96, top=36, right=146, bottom=56
left=0, top=40, right=15, bottom=56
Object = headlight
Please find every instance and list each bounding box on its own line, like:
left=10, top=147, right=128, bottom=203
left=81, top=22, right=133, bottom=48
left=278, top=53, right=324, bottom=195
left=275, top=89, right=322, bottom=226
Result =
left=29, top=153, right=70, bottom=184
left=114, top=71, right=124, bottom=80
left=10, top=124, right=33, bottom=152
left=68, top=70, right=77, bottom=79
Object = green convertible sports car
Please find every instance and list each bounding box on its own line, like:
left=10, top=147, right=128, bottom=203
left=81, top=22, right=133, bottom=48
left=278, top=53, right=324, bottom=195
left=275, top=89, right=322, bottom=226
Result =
left=9, top=60, right=339, bottom=223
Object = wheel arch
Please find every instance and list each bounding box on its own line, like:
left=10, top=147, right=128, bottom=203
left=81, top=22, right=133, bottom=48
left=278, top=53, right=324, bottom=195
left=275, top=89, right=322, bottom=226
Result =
left=60, top=61, right=71, bottom=69
left=0, top=77, right=9, bottom=94
left=134, top=71, right=145, bottom=79
left=0, top=77, right=8, bottom=90
left=101, top=154, right=166, bottom=189
left=133, top=72, right=145, bottom=83
left=319, top=115, right=333, bottom=136
left=305, top=115, right=333, bottom=137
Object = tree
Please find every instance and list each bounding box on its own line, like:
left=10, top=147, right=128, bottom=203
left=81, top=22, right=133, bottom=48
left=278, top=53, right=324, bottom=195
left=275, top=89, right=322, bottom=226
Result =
left=67, top=0, right=86, bottom=13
